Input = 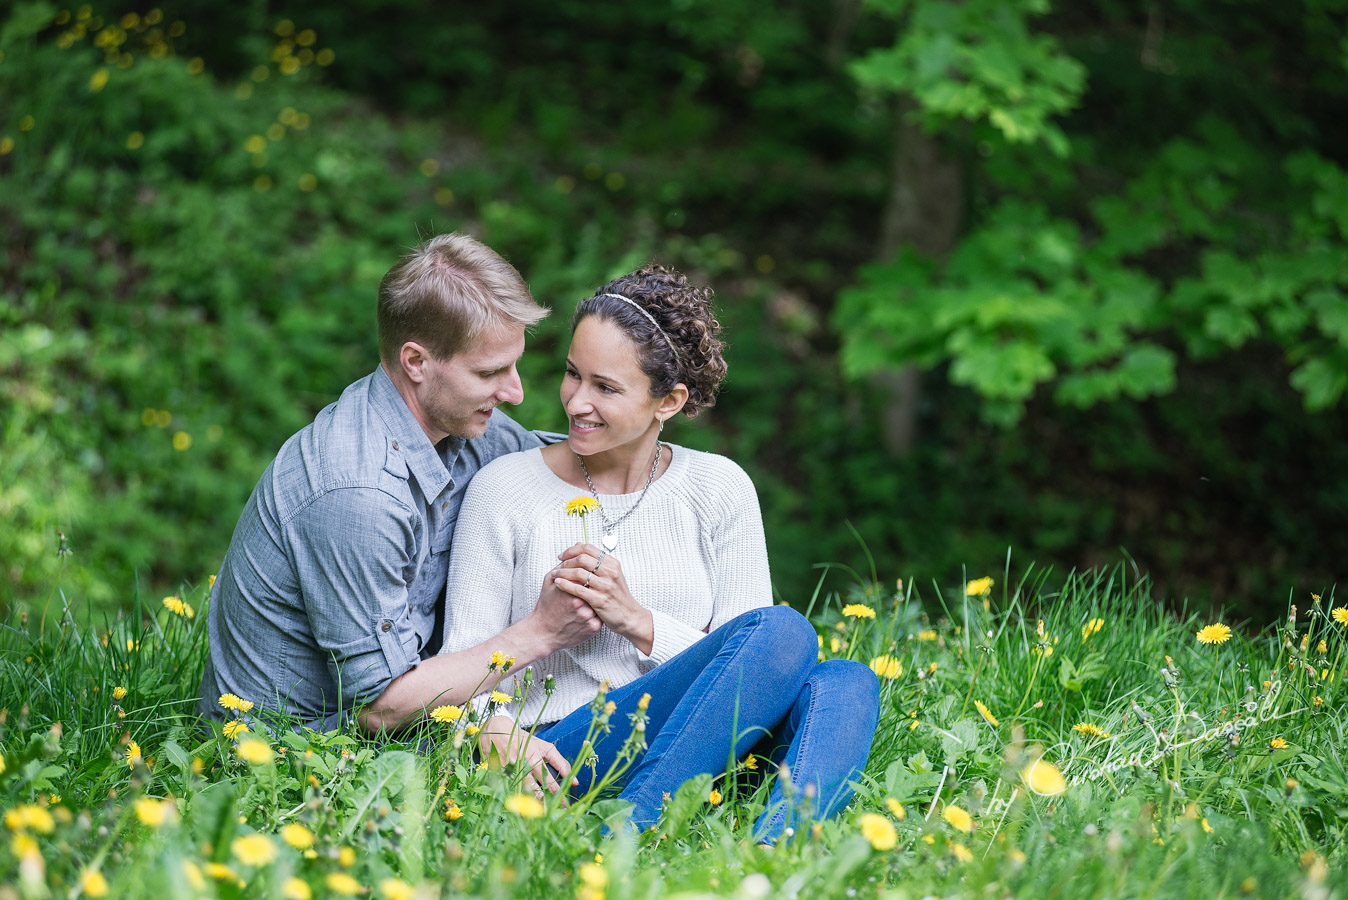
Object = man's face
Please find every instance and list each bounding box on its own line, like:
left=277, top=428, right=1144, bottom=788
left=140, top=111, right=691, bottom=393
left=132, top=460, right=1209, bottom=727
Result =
left=416, top=325, right=527, bottom=442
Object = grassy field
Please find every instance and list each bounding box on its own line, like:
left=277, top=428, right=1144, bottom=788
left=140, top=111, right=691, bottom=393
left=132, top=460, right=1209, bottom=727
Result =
left=0, top=558, right=1342, bottom=900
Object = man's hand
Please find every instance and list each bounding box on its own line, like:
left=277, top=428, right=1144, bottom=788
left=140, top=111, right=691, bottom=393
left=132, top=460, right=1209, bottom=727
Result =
left=479, top=715, right=575, bottom=796
left=523, top=567, right=603, bottom=652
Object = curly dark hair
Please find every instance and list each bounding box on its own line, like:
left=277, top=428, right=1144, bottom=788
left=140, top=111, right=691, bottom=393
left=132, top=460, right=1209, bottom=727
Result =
left=573, top=265, right=727, bottom=418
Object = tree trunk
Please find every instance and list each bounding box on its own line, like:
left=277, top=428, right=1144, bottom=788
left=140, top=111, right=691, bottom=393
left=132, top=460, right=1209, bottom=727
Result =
left=870, top=98, right=963, bottom=454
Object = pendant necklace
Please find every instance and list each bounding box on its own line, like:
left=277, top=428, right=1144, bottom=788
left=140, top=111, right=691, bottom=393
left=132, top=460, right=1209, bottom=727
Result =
left=576, top=441, right=662, bottom=552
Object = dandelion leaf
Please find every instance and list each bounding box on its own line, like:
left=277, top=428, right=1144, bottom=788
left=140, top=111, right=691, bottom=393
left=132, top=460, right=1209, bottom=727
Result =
left=340, top=749, right=418, bottom=840
left=940, top=719, right=981, bottom=767
left=659, top=772, right=714, bottom=841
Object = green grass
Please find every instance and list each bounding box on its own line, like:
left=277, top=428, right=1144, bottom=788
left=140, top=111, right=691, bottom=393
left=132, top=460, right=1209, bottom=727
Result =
left=1, top=560, right=1343, bottom=899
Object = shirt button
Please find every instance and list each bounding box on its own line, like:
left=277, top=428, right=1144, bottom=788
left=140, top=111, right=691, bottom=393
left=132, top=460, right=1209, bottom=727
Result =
left=392, top=440, right=399, bottom=450
left=442, top=501, right=449, bottom=510
left=381, top=621, right=392, bottom=633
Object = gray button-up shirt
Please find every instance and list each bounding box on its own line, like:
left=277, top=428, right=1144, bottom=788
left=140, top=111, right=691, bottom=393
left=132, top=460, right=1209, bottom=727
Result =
left=198, top=366, right=544, bottom=730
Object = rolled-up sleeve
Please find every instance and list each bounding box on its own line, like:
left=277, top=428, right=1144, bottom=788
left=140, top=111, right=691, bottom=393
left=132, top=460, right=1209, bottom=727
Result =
left=287, top=487, right=422, bottom=708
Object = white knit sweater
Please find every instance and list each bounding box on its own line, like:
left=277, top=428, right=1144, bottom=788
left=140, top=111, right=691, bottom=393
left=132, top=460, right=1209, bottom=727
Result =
left=440, top=444, right=772, bottom=725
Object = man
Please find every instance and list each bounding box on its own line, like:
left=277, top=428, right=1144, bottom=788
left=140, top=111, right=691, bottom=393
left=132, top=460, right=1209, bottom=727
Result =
left=198, top=234, right=600, bottom=754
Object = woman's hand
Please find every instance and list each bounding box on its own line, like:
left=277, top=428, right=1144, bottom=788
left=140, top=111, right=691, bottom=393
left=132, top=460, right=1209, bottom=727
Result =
left=478, top=715, right=575, bottom=797
left=554, top=543, right=655, bottom=656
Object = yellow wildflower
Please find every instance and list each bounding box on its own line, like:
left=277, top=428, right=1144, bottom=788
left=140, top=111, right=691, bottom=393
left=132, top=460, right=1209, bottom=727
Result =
left=505, top=793, right=546, bottom=818
left=162, top=595, right=195, bottom=618
left=950, top=842, right=974, bottom=862
left=444, top=800, right=463, bottom=821
left=204, top=862, right=238, bottom=881
left=742, top=754, right=758, bottom=771
left=1022, top=759, right=1068, bottom=796
left=1317, top=640, right=1327, bottom=654
left=112, top=686, right=128, bottom=701
left=490, top=691, right=512, bottom=706
left=338, top=846, right=356, bottom=868
left=974, top=700, right=999, bottom=728
left=842, top=604, right=875, bottom=619
left=1331, top=607, right=1348, bottom=626
left=223, top=720, right=249, bottom=739
left=126, top=740, right=143, bottom=768
left=430, top=705, right=464, bottom=724
left=380, top=878, right=414, bottom=900
left=1081, top=618, right=1104, bottom=640
left=280, top=823, right=314, bottom=850
left=858, top=812, right=897, bottom=850
left=1196, top=623, right=1232, bottom=645
left=182, top=861, right=206, bottom=890
left=490, top=650, right=510, bottom=669
left=942, top=804, right=974, bottom=833
left=565, top=496, right=599, bottom=516
left=709, top=788, right=723, bottom=806
left=236, top=738, right=274, bottom=765
left=885, top=798, right=906, bottom=820
left=4, top=805, right=55, bottom=833
left=1270, top=737, right=1289, bottom=750
left=80, top=869, right=110, bottom=897
left=578, top=862, right=607, bottom=891
left=219, top=693, right=255, bottom=713
left=134, top=797, right=176, bottom=828
left=965, top=577, right=994, bottom=596
left=1073, top=722, right=1111, bottom=739
left=869, top=655, right=902, bottom=679
left=282, top=878, right=312, bottom=900
left=231, top=833, right=278, bottom=866
left=325, top=872, right=363, bottom=896
left=917, top=629, right=937, bottom=641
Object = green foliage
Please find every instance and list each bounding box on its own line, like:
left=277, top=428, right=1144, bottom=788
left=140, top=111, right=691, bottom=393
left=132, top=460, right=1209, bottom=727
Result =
left=0, top=561, right=1342, bottom=898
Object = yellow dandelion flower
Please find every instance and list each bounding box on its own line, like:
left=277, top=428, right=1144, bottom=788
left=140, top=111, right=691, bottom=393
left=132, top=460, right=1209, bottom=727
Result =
left=5, top=805, right=55, bottom=833
left=942, top=804, right=974, bottom=833
left=504, top=794, right=545, bottom=818
left=112, top=686, right=128, bottom=700
left=80, top=869, right=110, bottom=897
left=204, top=862, right=237, bottom=881
left=1331, top=607, right=1348, bottom=626
left=742, top=754, right=758, bottom=771
left=842, top=603, right=875, bottom=619
left=974, top=700, right=999, bottom=728
left=444, top=800, right=463, bottom=821
left=490, top=650, right=509, bottom=668
left=1196, top=623, right=1232, bottom=645
left=236, top=738, right=274, bottom=765
left=869, top=654, right=902, bottom=679
left=126, top=740, right=143, bottom=768
left=917, top=629, right=937, bottom=641
left=965, top=577, right=994, bottom=596
left=1081, top=617, right=1104, bottom=640
left=1270, top=737, right=1289, bottom=750
left=565, top=496, right=599, bottom=516
left=430, top=705, right=464, bottom=724
left=134, top=797, right=176, bottom=828
left=325, top=872, right=363, bottom=896
left=231, top=833, right=278, bottom=866
left=465, top=724, right=480, bottom=737
left=950, top=842, right=974, bottom=862
left=223, top=720, right=249, bottom=739
left=282, top=878, right=312, bottom=900
left=885, top=798, right=906, bottom=820
left=709, top=788, right=723, bottom=806
left=380, top=879, right=414, bottom=900
left=1074, top=722, right=1111, bottom=739
left=219, top=693, right=255, bottom=713
left=578, top=862, right=608, bottom=890
left=1022, top=759, right=1068, bottom=796
left=489, top=691, right=512, bottom=705
left=338, top=846, right=356, bottom=868
left=1317, top=639, right=1327, bottom=654
left=280, top=823, right=314, bottom=850
left=858, top=812, right=897, bottom=850
left=162, top=595, right=195, bottom=618
left=1201, top=818, right=1213, bottom=833
left=921, top=833, right=935, bottom=844
left=830, top=636, right=842, bottom=653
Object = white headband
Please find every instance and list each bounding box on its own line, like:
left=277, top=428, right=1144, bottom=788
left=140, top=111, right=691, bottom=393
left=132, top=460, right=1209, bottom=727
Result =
left=598, top=293, right=679, bottom=358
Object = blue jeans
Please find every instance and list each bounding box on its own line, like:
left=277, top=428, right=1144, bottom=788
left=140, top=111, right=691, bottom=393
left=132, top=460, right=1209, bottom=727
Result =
left=534, top=606, right=880, bottom=842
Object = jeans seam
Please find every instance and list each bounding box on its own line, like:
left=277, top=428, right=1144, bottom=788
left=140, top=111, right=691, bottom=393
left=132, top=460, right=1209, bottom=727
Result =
left=762, top=671, right=821, bottom=835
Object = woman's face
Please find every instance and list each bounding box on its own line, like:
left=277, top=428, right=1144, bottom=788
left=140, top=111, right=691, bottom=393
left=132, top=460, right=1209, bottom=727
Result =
left=561, top=316, right=665, bottom=458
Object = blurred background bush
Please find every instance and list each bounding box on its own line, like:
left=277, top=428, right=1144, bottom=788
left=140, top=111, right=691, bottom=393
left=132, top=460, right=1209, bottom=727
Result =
left=2, top=0, right=1345, bottom=618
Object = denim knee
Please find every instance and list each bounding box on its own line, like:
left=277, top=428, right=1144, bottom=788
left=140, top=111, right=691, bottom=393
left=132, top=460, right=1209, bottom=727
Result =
left=733, top=606, right=818, bottom=683
left=813, top=659, right=880, bottom=728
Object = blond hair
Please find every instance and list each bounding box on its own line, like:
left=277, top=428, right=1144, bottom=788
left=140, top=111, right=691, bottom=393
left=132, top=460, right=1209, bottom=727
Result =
left=377, top=233, right=547, bottom=364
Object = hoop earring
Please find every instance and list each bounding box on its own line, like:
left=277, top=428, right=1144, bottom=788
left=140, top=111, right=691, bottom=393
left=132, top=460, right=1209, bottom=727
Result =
left=657, top=417, right=665, bottom=435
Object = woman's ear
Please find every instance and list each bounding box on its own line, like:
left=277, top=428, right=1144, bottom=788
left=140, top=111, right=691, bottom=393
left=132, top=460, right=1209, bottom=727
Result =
left=658, top=383, right=690, bottom=421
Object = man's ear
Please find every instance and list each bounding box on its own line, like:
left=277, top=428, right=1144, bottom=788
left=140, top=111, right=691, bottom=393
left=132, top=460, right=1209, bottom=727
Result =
left=658, top=383, right=690, bottom=421
left=399, top=342, right=430, bottom=383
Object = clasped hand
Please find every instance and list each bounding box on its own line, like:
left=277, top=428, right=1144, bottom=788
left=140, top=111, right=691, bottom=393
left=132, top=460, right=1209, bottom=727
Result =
left=553, top=542, right=654, bottom=654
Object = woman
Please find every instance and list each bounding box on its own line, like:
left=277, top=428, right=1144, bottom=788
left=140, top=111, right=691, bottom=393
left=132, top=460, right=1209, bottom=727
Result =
left=441, top=266, right=878, bottom=842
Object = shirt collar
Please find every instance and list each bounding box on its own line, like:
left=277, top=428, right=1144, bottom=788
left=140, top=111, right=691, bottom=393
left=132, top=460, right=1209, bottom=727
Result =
left=368, top=365, right=452, bottom=499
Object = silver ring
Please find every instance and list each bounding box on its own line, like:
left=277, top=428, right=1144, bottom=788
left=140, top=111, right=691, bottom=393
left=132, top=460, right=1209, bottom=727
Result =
left=594, top=549, right=608, bottom=571
left=584, top=573, right=593, bottom=588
